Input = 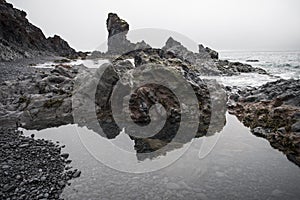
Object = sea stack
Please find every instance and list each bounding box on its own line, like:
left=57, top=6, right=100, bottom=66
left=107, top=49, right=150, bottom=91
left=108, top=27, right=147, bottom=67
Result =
left=106, top=13, right=150, bottom=55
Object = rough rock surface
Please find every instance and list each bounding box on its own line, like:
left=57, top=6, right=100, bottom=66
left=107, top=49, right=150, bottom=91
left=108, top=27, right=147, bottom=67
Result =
left=86, top=50, right=228, bottom=159
left=228, top=79, right=300, bottom=166
left=0, top=64, right=80, bottom=130
left=106, top=13, right=151, bottom=55
left=162, top=37, right=267, bottom=76
left=0, top=0, right=79, bottom=61
left=106, top=13, right=129, bottom=38
left=0, top=48, right=227, bottom=161
left=93, top=13, right=267, bottom=76
left=0, top=128, right=80, bottom=199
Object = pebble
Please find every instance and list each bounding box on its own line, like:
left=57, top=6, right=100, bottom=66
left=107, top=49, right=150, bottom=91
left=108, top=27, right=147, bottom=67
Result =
left=58, top=180, right=66, bottom=187
left=72, top=170, right=81, bottom=178
left=43, top=193, right=49, bottom=198
left=166, top=182, right=180, bottom=190
left=61, top=153, right=69, bottom=159
left=2, top=164, right=11, bottom=169
left=19, top=143, right=29, bottom=148
left=16, top=175, right=22, bottom=180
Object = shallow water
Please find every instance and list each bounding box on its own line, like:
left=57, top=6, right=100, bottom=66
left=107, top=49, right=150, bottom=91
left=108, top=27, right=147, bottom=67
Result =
left=200, top=51, right=300, bottom=89
left=30, top=59, right=110, bottom=69
left=22, top=113, right=300, bottom=200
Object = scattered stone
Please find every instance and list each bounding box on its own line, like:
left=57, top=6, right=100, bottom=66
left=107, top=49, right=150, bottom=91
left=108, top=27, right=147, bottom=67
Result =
left=246, top=59, right=259, bottom=62
left=72, top=170, right=81, bottom=178
left=19, top=143, right=29, bottom=148
left=0, top=128, right=79, bottom=199
left=2, top=165, right=10, bottom=169
left=61, top=153, right=69, bottom=159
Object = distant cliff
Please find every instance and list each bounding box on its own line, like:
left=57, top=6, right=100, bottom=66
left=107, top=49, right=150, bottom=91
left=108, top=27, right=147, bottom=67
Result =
left=0, top=0, right=78, bottom=61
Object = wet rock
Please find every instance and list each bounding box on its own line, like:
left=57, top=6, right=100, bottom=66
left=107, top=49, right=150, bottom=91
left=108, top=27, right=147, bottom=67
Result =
left=72, top=170, right=81, bottom=178
left=291, top=122, right=300, bottom=132
left=0, top=128, right=79, bottom=199
left=252, top=127, right=268, bottom=137
left=2, top=164, right=10, bottom=169
left=0, top=64, right=80, bottom=130
left=60, top=153, right=69, bottom=159
left=92, top=53, right=227, bottom=159
left=246, top=59, right=259, bottom=62
left=229, top=79, right=300, bottom=167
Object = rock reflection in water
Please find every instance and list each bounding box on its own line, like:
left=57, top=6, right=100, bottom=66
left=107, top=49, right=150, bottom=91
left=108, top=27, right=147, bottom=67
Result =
left=74, top=59, right=227, bottom=161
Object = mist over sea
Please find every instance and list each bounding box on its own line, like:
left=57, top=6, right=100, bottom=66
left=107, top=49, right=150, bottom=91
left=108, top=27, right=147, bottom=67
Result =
left=220, top=51, right=300, bottom=80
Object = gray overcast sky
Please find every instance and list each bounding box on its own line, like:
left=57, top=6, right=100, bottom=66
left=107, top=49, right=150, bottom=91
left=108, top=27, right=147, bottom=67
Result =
left=7, top=0, right=300, bottom=51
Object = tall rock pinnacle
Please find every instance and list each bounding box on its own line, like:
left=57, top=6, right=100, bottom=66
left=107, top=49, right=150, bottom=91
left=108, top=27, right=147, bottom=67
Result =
left=106, top=13, right=150, bottom=55
left=106, top=13, right=129, bottom=38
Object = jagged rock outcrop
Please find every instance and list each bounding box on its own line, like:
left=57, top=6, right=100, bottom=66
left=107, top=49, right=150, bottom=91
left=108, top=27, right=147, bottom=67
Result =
left=228, top=79, right=300, bottom=166
left=198, top=44, right=219, bottom=59
left=87, top=49, right=227, bottom=158
left=162, top=37, right=212, bottom=63
left=94, top=12, right=268, bottom=76
left=162, top=37, right=267, bottom=75
left=107, top=13, right=129, bottom=38
left=0, top=64, right=81, bottom=130
left=0, top=0, right=78, bottom=61
left=106, top=13, right=151, bottom=55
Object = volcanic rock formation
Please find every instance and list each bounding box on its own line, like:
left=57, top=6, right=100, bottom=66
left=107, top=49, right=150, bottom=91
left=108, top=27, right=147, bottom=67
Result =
left=0, top=0, right=79, bottom=61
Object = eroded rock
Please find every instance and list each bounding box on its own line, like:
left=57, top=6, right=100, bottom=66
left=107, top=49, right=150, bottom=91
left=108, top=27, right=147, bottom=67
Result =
left=229, top=79, right=300, bottom=166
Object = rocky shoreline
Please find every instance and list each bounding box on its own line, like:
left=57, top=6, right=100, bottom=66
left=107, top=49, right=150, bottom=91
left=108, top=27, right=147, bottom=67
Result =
left=228, top=79, right=300, bottom=166
left=0, top=128, right=80, bottom=200
left=0, top=0, right=299, bottom=199
left=0, top=1, right=83, bottom=199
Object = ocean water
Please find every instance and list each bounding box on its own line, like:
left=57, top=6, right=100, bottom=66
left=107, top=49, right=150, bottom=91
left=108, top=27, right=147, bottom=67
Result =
left=214, top=51, right=300, bottom=88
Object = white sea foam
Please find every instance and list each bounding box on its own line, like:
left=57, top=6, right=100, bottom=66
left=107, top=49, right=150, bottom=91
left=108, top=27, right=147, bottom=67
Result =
left=30, top=59, right=110, bottom=69
left=219, top=51, right=300, bottom=80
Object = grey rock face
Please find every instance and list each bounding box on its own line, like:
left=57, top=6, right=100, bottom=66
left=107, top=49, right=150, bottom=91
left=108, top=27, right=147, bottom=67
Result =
left=106, top=13, right=151, bottom=55
left=198, top=44, right=218, bottom=59
left=0, top=1, right=78, bottom=61
left=161, top=37, right=266, bottom=75
left=0, top=64, right=81, bottom=130
left=107, top=13, right=129, bottom=38
left=87, top=48, right=227, bottom=159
